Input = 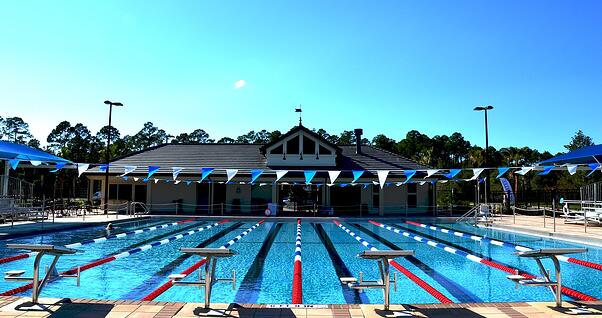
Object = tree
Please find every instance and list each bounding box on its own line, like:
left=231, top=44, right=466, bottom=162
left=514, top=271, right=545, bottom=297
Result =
left=130, top=122, right=168, bottom=151
left=96, top=125, right=121, bottom=145
left=2, top=117, right=33, bottom=144
left=268, top=130, right=282, bottom=143
left=217, top=137, right=235, bottom=144
left=47, top=121, right=74, bottom=153
left=564, top=130, right=594, bottom=151
left=372, top=134, right=396, bottom=153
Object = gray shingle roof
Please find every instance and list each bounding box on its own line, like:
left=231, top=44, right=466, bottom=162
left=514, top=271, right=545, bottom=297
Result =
left=85, top=144, right=427, bottom=176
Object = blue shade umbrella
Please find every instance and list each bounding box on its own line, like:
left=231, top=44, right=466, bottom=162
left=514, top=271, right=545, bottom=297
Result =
left=0, top=141, right=71, bottom=163
left=539, top=144, right=602, bottom=165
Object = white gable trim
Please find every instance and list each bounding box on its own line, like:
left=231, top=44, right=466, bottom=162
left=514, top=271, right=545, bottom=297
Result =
left=265, top=131, right=337, bottom=167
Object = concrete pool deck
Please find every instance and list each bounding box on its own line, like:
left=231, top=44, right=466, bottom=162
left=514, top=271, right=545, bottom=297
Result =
left=0, top=214, right=148, bottom=239
left=486, top=214, right=602, bottom=247
left=0, top=297, right=601, bottom=317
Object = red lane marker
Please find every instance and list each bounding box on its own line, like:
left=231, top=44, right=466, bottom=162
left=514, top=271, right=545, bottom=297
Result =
left=389, top=260, right=453, bottom=304
left=291, top=218, right=302, bottom=304
left=567, top=258, right=602, bottom=271
left=0, top=253, right=29, bottom=265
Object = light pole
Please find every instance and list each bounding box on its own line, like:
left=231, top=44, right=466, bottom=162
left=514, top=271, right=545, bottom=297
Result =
left=474, top=105, right=493, bottom=203
left=103, top=100, right=124, bottom=215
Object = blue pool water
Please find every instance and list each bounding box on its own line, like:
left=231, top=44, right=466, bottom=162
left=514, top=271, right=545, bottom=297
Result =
left=0, top=217, right=600, bottom=304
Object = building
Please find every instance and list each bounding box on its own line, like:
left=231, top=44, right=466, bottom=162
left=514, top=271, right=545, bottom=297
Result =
left=85, top=125, right=434, bottom=216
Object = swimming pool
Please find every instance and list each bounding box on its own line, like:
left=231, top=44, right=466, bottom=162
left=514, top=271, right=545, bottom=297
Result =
left=0, top=217, right=599, bottom=304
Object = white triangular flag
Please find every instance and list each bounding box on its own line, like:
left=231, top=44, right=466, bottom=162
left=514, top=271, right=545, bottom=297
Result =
left=419, top=181, right=427, bottom=186
left=134, top=177, right=139, bottom=182
left=328, top=171, right=341, bottom=184
left=515, top=167, right=533, bottom=176
left=172, top=167, right=183, bottom=180
left=174, top=180, right=181, bottom=185
left=77, top=163, right=90, bottom=177
left=121, top=165, right=137, bottom=177
left=154, top=179, right=159, bottom=183
left=567, top=165, right=578, bottom=175
left=226, top=169, right=238, bottom=183
left=275, top=170, right=288, bottom=182
left=425, top=169, right=439, bottom=178
left=377, top=170, right=389, bottom=189
left=30, top=160, right=42, bottom=166
left=470, top=168, right=485, bottom=181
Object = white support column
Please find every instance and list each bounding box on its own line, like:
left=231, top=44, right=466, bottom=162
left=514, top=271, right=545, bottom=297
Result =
left=379, top=186, right=385, bottom=216
left=2, top=161, right=9, bottom=196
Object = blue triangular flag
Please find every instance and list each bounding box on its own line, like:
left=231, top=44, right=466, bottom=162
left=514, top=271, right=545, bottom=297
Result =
left=148, top=166, right=160, bottom=178
left=352, top=170, right=364, bottom=183
left=201, top=168, right=214, bottom=182
left=443, top=169, right=461, bottom=179
left=403, top=170, right=416, bottom=184
left=304, top=170, right=317, bottom=184
left=98, top=164, right=108, bottom=172
left=122, top=176, right=128, bottom=181
left=8, top=159, right=19, bottom=170
left=538, top=166, right=554, bottom=176
left=363, top=183, right=370, bottom=189
left=251, top=169, right=263, bottom=183
left=496, top=167, right=510, bottom=179
left=587, top=163, right=601, bottom=177
left=186, top=181, right=192, bottom=185
left=50, top=162, right=67, bottom=173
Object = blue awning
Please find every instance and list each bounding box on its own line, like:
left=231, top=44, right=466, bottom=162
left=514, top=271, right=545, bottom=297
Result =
left=539, top=144, right=602, bottom=165
left=0, top=141, right=71, bottom=164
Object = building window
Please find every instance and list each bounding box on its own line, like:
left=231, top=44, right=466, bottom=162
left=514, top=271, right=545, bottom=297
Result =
left=109, top=184, right=117, bottom=200
left=118, top=185, right=133, bottom=201
left=302, top=136, right=315, bottom=154
left=92, top=180, right=101, bottom=193
left=286, top=137, right=299, bottom=154
left=407, top=183, right=417, bottom=208
left=109, top=184, right=133, bottom=201
left=270, top=144, right=283, bottom=154
left=319, top=145, right=332, bottom=155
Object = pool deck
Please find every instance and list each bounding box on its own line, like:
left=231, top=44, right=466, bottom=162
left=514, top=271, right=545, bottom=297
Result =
left=0, top=297, right=600, bottom=317
left=486, top=214, right=602, bottom=247
left=0, top=214, right=146, bottom=239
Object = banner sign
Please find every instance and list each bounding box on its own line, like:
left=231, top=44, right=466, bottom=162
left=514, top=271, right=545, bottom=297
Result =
left=499, top=177, right=515, bottom=205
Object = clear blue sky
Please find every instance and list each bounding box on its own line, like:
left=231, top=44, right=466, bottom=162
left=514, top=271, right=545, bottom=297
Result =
left=1, top=0, right=601, bottom=153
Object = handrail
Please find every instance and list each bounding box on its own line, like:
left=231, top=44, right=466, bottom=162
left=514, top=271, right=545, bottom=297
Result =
left=456, top=205, right=479, bottom=223
left=129, top=202, right=150, bottom=216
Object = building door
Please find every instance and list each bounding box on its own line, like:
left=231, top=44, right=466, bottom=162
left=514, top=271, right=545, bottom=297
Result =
left=213, top=183, right=227, bottom=214
left=330, top=186, right=361, bottom=216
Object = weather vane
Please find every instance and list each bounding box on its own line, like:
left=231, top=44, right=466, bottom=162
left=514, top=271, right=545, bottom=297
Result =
left=295, top=105, right=302, bottom=125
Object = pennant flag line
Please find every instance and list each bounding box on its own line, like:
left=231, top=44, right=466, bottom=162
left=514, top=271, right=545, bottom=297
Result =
left=304, top=170, right=317, bottom=184
left=226, top=169, right=238, bottom=183
left=587, top=163, right=601, bottom=177
left=50, top=162, right=67, bottom=173
left=352, top=170, right=364, bottom=183
left=328, top=171, right=341, bottom=184
left=566, top=165, right=578, bottom=176
left=377, top=170, right=389, bottom=189
left=403, top=170, right=416, bottom=184
left=148, top=166, right=160, bottom=179
left=470, top=168, right=485, bottom=181
left=200, top=168, right=214, bottom=182
left=496, top=167, right=510, bottom=179
left=8, top=159, right=19, bottom=170
left=121, top=165, right=137, bottom=177
left=275, top=170, right=288, bottom=182
left=443, top=169, right=461, bottom=179
left=77, top=163, right=90, bottom=177
left=538, top=166, right=554, bottom=176
left=172, top=167, right=183, bottom=180
left=251, top=169, right=263, bottom=183
left=515, top=167, right=533, bottom=176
